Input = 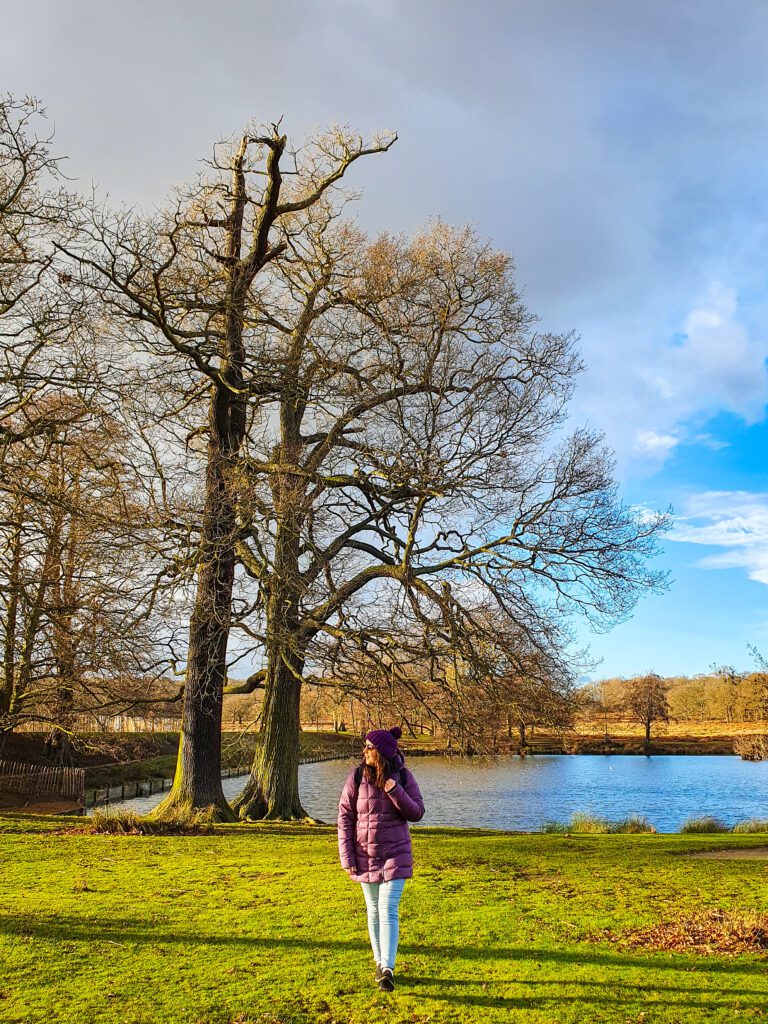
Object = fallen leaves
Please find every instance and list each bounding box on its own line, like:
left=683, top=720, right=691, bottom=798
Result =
left=590, top=908, right=768, bottom=957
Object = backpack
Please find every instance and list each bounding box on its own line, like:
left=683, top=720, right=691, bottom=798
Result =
left=353, top=762, right=408, bottom=795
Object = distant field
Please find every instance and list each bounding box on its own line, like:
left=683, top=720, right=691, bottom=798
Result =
left=2, top=814, right=768, bottom=1023
left=572, top=720, right=768, bottom=737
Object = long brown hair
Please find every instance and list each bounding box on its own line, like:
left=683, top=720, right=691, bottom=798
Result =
left=363, top=747, right=388, bottom=789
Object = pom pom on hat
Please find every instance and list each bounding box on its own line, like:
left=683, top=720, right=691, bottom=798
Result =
left=390, top=727, right=402, bottom=740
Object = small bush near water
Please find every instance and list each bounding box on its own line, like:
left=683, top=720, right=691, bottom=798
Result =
left=733, top=734, right=768, bottom=761
left=546, top=812, right=768, bottom=834
left=732, top=818, right=768, bottom=833
left=543, top=813, right=656, bottom=834
left=680, top=815, right=730, bottom=833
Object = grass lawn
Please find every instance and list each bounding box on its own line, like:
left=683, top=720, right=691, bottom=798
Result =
left=2, top=816, right=768, bottom=1024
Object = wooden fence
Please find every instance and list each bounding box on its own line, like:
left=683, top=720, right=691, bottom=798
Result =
left=83, top=754, right=353, bottom=810
left=0, top=759, right=86, bottom=805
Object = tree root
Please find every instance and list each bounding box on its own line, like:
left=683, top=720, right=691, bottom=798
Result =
left=147, top=792, right=238, bottom=825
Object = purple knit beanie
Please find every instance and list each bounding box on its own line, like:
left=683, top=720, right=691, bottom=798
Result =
left=365, top=726, right=402, bottom=761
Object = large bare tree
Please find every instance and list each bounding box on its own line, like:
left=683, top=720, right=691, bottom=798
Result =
left=68, top=124, right=395, bottom=818
left=0, top=95, right=150, bottom=760
left=220, top=216, right=668, bottom=818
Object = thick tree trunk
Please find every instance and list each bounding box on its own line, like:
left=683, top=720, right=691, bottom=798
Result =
left=232, top=651, right=308, bottom=820
left=0, top=518, right=22, bottom=722
left=233, top=486, right=310, bottom=820
left=150, top=446, right=238, bottom=823
left=45, top=728, right=76, bottom=767
left=151, top=142, right=261, bottom=823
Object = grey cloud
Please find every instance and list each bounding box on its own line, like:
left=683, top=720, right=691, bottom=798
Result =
left=6, top=0, right=768, bottom=474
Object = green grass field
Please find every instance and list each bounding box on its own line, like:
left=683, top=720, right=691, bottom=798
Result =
left=2, top=815, right=768, bottom=1023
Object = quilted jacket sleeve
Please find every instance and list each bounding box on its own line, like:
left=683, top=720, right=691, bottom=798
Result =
left=337, top=770, right=358, bottom=870
left=385, top=768, right=425, bottom=822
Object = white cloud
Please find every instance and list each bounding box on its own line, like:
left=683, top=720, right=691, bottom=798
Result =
left=690, top=433, right=730, bottom=451
left=634, top=430, right=679, bottom=455
left=659, top=285, right=768, bottom=422
left=668, top=491, right=768, bottom=584
left=578, top=283, right=768, bottom=470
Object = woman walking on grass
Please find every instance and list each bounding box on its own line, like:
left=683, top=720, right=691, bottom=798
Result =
left=337, top=726, right=425, bottom=992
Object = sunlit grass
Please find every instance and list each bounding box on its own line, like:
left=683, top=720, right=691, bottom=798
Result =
left=2, top=814, right=768, bottom=1023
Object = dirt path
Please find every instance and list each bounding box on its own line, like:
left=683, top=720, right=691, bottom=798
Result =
left=0, top=796, right=83, bottom=815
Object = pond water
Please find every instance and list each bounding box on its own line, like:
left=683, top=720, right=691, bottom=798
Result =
left=95, top=753, right=768, bottom=832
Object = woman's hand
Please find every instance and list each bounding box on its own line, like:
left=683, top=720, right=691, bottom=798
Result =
left=383, top=778, right=397, bottom=792
left=345, top=866, right=357, bottom=875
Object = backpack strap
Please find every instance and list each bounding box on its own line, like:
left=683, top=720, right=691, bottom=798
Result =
left=353, top=763, right=407, bottom=795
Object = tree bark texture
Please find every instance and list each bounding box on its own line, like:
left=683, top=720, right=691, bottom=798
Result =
left=233, top=650, right=307, bottom=820
left=235, top=498, right=309, bottom=819
left=150, top=443, right=239, bottom=821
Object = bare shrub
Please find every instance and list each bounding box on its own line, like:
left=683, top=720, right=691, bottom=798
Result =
left=542, top=812, right=656, bottom=834
left=733, top=735, right=768, bottom=761
left=613, top=815, right=656, bottom=834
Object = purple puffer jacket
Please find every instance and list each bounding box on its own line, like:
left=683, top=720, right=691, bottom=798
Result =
left=337, top=751, right=425, bottom=883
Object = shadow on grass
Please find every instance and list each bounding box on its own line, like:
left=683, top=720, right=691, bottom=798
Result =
left=2, top=914, right=768, bottom=980
left=399, top=987, right=768, bottom=1013
left=407, top=975, right=767, bottom=996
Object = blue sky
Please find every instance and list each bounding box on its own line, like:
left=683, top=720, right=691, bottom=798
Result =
left=581, top=413, right=768, bottom=679
left=6, top=0, right=768, bottom=678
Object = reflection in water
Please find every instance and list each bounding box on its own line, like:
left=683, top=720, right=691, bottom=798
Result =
left=93, top=754, right=768, bottom=833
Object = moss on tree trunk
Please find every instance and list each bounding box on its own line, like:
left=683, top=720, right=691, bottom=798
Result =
left=233, top=652, right=309, bottom=821
left=150, top=449, right=239, bottom=824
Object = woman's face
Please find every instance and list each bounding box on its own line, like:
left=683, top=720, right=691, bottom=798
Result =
left=363, top=740, right=377, bottom=765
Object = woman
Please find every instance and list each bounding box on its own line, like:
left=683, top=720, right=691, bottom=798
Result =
left=337, top=726, right=425, bottom=992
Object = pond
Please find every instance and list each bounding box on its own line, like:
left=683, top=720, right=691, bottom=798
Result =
left=96, top=753, right=768, bottom=832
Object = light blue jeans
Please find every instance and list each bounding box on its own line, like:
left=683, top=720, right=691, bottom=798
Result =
left=360, top=879, right=406, bottom=970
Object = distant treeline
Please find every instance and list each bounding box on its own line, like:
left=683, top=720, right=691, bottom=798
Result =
left=581, top=669, right=768, bottom=725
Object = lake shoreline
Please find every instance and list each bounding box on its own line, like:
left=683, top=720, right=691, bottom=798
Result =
left=44, top=749, right=768, bottom=831
left=519, top=734, right=742, bottom=756
left=2, top=731, right=760, bottom=819
left=408, top=734, right=746, bottom=757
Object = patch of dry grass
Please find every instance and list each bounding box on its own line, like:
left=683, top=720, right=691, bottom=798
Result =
left=63, top=807, right=217, bottom=835
left=593, top=908, right=768, bottom=957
